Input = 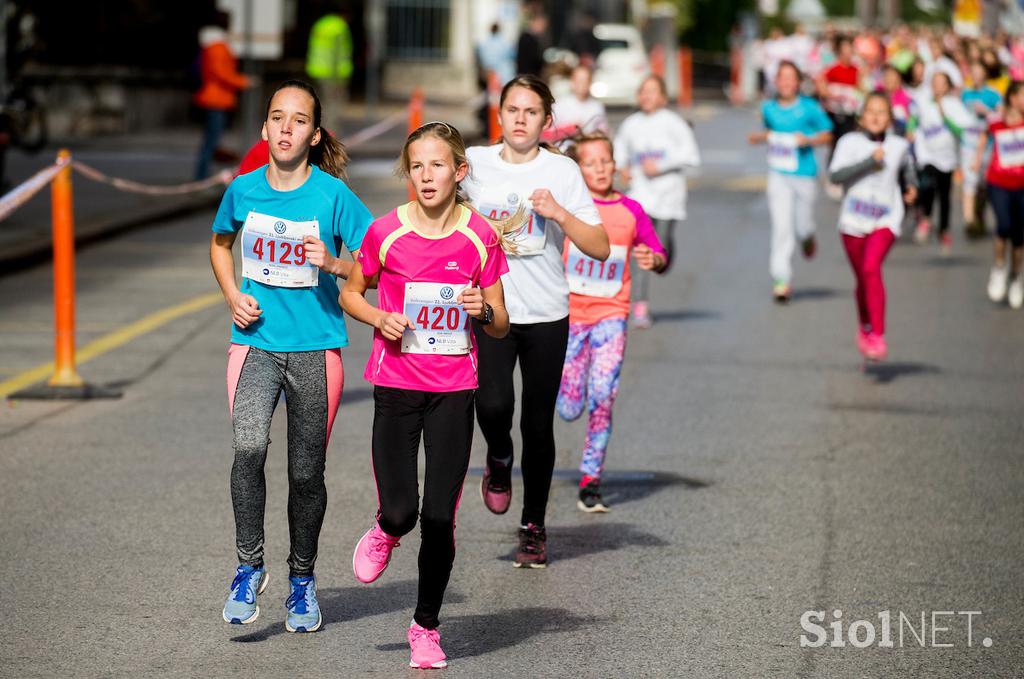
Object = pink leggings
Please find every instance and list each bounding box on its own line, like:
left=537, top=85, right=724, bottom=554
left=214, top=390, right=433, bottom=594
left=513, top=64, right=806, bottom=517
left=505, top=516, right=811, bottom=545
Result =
left=841, top=228, right=895, bottom=334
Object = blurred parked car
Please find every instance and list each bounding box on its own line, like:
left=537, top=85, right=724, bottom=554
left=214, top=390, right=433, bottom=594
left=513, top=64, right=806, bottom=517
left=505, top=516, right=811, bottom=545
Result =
left=549, top=23, right=650, bottom=106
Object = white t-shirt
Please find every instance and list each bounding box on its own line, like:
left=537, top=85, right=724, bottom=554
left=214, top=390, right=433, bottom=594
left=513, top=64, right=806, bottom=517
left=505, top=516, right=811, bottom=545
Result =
left=830, top=131, right=912, bottom=237
left=551, top=95, right=608, bottom=135
left=614, top=108, right=701, bottom=220
left=463, top=144, right=602, bottom=324
left=912, top=95, right=973, bottom=172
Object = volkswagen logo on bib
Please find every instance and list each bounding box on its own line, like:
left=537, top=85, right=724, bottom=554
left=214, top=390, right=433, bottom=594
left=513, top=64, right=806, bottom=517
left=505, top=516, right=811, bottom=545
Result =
left=440, top=286, right=455, bottom=300
left=274, top=221, right=287, bottom=235
left=507, top=193, right=519, bottom=205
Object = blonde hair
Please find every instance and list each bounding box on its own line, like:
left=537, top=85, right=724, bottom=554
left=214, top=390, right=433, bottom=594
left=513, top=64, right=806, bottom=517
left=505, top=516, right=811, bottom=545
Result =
left=397, top=121, right=523, bottom=253
left=563, top=129, right=615, bottom=164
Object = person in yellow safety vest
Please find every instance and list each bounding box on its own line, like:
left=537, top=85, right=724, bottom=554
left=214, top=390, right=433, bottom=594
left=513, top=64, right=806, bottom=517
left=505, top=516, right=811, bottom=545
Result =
left=307, top=13, right=353, bottom=131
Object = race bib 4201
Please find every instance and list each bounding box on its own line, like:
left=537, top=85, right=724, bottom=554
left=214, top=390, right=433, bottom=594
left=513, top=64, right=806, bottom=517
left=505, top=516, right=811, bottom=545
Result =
left=241, top=211, right=319, bottom=288
left=477, top=190, right=546, bottom=256
left=401, top=282, right=471, bottom=355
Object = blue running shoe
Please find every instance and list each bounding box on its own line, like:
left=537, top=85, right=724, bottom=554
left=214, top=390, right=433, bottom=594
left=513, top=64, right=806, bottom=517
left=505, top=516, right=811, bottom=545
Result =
left=285, top=575, right=321, bottom=633
left=222, top=564, right=269, bottom=624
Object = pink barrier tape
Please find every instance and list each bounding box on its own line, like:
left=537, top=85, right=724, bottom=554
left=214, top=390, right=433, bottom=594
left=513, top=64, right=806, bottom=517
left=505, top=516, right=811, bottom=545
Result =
left=0, top=157, right=69, bottom=223
left=71, top=161, right=233, bottom=196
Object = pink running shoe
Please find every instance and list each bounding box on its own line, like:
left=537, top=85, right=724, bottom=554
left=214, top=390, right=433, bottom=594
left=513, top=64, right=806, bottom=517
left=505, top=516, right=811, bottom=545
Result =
left=856, top=327, right=870, bottom=356
left=865, top=333, right=888, bottom=362
left=352, top=523, right=400, bottom=584
left=914, top=219, right=931, bottom=244
left=480, top=464, right=512, bottom=515
left=408, top=622, right=448, bottom=669
left=632, top=301, right=652, bottom=329
left=940, top=232, right=952, bottom=257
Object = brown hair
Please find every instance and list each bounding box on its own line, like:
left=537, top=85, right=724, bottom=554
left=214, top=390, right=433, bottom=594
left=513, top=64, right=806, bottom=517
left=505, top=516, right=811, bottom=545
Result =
left=498, top=74, right=561, bottom=154
left=265, top=79, right=350, bottom=179
left=639, top=73, right=669, bottom=98
left=396, top=121, right=522, bottom=253
left=858, top=91, right=893, bottom=126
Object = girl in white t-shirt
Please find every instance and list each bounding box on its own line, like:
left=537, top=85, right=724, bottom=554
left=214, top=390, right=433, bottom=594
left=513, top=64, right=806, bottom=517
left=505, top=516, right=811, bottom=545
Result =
left=614, top=74, right=701, bottom=327
left=547, top=64, right=609, bottom=144
left=908, top=71, right=973, bottom=253
left=828, top=92, right=919, bottom=361
left=462, top=74, right=609, bottom=568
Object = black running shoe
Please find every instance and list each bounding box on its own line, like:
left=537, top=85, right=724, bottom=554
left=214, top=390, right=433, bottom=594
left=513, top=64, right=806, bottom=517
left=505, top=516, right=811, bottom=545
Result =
left=577, top=480, right=609, bottom=513
left=514, top=523, right=547, bottom=568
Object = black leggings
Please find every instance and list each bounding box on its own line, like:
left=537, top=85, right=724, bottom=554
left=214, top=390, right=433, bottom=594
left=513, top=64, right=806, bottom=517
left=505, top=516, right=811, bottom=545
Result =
left=473, top=316, right=570, bottom=527
left=918, top=165, right=953, bottom=235
left=372, top=386, right=474, bottom=630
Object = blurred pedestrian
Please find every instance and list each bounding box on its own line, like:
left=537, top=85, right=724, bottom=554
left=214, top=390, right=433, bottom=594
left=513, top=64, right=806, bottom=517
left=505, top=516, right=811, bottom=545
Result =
left=975, top=82, right=1024, bottom=309
left=478, top=22, right=516, bottom=86
left=829, top=92, right=918, bottom=362
left=306, top=10, right=354, bottom=132
left=194, top=10, right=251, bottom=180
left=547, top=64, right=608, bottom=144
left=908, top=71, right=973, bottom=253
left=614, top=75, right=700, bottom=328
left=748, top=61, right=833, bottom=303
left=516, top=11, right=548, bottom=77
left=960, top=61, right=1002, bottom=236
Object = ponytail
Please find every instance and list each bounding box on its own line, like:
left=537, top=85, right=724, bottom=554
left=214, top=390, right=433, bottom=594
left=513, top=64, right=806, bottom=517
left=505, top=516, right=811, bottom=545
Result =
left=311, top=130, right=349, bottom=179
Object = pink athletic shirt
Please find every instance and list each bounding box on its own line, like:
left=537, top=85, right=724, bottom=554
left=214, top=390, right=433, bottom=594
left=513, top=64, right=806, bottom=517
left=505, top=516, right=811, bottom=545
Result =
left=564, top=194, right=666, bottom=325
left=359, top=202, right=509, bottom=392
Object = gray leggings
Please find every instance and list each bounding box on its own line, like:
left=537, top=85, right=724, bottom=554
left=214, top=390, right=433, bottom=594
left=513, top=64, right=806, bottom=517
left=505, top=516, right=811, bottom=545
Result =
left=227, top=344, right=343, bottom=577
left=634, top=217, right=680, bottom=303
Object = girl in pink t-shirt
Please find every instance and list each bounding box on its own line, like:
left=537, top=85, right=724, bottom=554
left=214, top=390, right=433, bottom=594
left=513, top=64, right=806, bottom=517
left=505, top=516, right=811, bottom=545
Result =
left=556, top=132, right=667, bottom=512
left=340, top=121, right=512, bottom=669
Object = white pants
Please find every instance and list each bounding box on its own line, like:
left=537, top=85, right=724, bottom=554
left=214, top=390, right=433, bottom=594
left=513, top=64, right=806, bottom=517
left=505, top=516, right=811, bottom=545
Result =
left=767, top=172, right=818, bottom=284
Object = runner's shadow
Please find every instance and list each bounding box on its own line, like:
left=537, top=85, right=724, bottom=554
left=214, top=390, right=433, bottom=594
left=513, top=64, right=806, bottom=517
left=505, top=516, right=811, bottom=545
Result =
left=375, top=607, right=599, bottom=658
left=922, top=255, right=981, bottom=268
left=600, top=470, right=711, bottom=507
left=788, top=287, right=841, bottom=301
left=651, top=309, right=720, bottom=324
left=230, top=579, right=464, bottom=642
left=496, top=521, right=669, bottom=566
left=863, top=361, right=941, bottom=384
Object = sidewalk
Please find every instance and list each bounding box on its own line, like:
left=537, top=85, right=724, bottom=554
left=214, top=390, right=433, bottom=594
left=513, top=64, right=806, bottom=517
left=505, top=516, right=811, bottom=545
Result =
left=0, top=99, right=478, bottom=272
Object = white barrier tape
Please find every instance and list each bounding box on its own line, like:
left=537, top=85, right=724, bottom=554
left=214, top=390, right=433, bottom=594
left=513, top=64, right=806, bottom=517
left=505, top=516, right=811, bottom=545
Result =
left=0, top=158, right=69, bottom=223
left=71, top=162, right=232, bottom=196
left=342, top=109, right=407, bottom=148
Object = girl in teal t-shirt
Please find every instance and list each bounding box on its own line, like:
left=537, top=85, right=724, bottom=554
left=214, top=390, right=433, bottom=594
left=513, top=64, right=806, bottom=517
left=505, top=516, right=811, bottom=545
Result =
left=209, top=80, right=372, bottom=633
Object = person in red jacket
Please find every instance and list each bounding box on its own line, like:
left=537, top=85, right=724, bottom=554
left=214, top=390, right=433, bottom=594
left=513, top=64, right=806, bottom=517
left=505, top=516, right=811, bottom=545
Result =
left=194, top=11, right=251, bottom=179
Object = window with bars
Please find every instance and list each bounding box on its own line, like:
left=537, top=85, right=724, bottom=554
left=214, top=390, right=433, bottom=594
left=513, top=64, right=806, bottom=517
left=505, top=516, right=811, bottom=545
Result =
left=385, top=0, right=452, bottom=61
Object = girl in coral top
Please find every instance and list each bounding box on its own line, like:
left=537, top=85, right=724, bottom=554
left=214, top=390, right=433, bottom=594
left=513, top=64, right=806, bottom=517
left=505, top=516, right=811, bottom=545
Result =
left=556, top=131, right=667, bottom=512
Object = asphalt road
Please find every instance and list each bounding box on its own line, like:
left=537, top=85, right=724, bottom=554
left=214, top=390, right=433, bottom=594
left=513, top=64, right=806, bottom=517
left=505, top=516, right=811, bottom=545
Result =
left=1, top=104, right=1021, bottom=679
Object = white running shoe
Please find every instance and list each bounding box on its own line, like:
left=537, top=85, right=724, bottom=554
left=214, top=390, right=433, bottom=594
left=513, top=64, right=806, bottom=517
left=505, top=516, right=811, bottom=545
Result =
left=1008, top=274, right=1024, bottom=310
left=988, top=266, right=1008, bottom=303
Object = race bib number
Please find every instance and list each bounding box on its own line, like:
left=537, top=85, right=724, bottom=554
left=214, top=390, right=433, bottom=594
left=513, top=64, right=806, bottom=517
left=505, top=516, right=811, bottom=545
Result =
left=840, top=188, right=891, bottom=234
left=566, top=244, right=626, bottom=298
left=241, top=211, right=319, bottom=288
left=767, top=132, right=799, bottom=173
left=476, top=189, right=546, bottom=256
left=401, top=282, right=471, bottom=355
left=996, top=128, right=1024, bottom=168
left=827, top=83, right=863, bottom=115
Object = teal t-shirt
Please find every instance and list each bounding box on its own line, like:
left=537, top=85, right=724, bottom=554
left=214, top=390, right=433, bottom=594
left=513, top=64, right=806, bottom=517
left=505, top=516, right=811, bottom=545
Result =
left=212, top=165, right=372, bottom=352
left=762, top=96, right=834, bottom=177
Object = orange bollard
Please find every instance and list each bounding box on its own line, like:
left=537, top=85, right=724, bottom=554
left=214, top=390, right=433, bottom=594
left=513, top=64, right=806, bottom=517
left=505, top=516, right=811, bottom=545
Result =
left=650, top=44, right=665, bottom=79
left=487, top=70, right=502, bottom=144
left=678, top=47, right=693, bottom=108
left=407, top=88, right=424, bottom=201
left=48, top=149, right=83, bottom=388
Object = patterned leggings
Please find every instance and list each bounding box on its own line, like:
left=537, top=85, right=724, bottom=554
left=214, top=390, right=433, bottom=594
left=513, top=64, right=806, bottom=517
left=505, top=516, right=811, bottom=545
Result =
left=556, top=317, right=628, bottom=479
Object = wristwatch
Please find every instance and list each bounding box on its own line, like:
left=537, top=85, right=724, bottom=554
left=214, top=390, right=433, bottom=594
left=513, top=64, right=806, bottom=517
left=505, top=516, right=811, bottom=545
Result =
left=479, top=303, right=494, bottom=326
